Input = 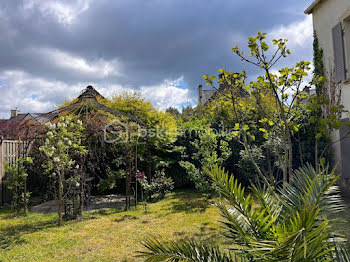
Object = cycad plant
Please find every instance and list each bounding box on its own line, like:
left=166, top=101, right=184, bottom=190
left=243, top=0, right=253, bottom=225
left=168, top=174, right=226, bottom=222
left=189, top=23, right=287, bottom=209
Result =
left=138, top=164, right=349, bottom=261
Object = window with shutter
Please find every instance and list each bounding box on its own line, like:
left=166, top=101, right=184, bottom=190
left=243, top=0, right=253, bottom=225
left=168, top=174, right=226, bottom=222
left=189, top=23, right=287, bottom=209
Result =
left=332, top=22, right=347, bottom=83
left=344, top=17, right=350, bottom=79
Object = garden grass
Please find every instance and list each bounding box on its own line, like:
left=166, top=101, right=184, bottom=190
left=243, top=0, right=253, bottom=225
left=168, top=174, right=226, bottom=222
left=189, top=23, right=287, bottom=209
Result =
left=0, top=191, right=224, bottom=262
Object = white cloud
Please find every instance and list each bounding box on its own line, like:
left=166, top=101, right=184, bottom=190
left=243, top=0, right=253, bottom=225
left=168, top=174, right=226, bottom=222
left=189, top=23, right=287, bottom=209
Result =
left=34, top=48, right=123, bottom=78
left=0, top=71, right=192, bottom=119
left=269, top=16, right=313, bottom=50
left=23, top=0, right=91, bottom=26
left=0, top=70, right=88, bottom=118
left=139, top=77, right=193, bottom=110
left=106, top=77, right=194, bottom=110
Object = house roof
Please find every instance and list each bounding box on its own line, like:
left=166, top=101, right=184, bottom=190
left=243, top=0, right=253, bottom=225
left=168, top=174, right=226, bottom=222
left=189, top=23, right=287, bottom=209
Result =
left=0, top=113, right=43, bottom=139
left=201, top=90, right=216, bottom=105
left=305, top=0, right=328, bottom=14
left=0, top=120, right=7, bottom=129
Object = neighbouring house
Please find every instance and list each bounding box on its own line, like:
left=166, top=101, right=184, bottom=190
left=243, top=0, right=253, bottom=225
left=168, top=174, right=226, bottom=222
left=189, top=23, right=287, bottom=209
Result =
left=0, top=109, right=48, bottom=140
left=198, top=73, right=246, bottom=106
left=305, top=0, right=350, bottom=191
left=198, top=85, right=216, bottom=106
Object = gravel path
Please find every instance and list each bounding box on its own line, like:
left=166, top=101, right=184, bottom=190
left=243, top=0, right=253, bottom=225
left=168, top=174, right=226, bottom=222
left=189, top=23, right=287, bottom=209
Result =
left=31, top=194, right=134, bottom=213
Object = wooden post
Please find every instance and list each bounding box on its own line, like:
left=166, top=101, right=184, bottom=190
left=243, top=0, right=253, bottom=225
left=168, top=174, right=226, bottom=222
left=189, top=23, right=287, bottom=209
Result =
left=135, top=141, right=138, bottom=208
left=0, top=140, right=3, bottom=206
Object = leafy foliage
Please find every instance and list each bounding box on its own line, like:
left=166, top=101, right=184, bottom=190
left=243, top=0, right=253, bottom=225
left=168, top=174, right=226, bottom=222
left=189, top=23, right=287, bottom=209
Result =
left=139, top=170, right=174, bottom=201
left=140, top=238, right=233, bottom=262
left=139, top=165, right=349, bottom=261
left=4, top=157, right=33, bottom=214
left=200, top=32, right=348, bottom=192
left=40, top=116, right=87, bottom=225
left=313, top=31, right=324, bottom=96
left=180, top=128, right=231, bottom=195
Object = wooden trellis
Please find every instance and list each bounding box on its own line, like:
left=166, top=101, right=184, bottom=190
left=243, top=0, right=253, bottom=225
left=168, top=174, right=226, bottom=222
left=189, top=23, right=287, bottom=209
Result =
left=0, top=139, right=29, bottom=205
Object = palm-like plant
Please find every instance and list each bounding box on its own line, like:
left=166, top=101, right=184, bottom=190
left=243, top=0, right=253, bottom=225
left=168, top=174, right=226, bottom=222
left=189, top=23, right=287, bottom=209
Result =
left=138, top=164, right=349, bottom=261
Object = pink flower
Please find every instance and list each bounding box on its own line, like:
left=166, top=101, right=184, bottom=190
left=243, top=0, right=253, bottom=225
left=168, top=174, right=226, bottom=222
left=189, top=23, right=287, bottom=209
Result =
left=137, top=171, right=145, bottom=179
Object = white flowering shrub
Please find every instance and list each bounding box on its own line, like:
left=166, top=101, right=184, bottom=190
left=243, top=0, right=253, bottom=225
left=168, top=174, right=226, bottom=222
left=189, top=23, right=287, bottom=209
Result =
left=40, top=116, right=87, bottom=225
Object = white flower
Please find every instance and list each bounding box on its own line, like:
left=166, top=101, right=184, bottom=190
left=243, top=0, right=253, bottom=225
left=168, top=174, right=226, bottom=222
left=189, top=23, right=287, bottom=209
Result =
left=47, top=131, right=53, bottom=137
left=53, top=157, right=60, bottom=163
left=45, top=138, right=50, bottom=145
left=75, top=183, right=80, bottom=187
left=68, top=140, right=72, bottom=146
left=75, top=164, right=80, bottom=169
left=57, top=123, right=61, bottom=128
left=77, top=120, right=83, bottom=126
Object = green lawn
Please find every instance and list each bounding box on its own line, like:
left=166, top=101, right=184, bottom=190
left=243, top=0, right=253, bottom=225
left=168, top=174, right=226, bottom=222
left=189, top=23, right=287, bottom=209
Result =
left=0, top=191, right=223, bottom=262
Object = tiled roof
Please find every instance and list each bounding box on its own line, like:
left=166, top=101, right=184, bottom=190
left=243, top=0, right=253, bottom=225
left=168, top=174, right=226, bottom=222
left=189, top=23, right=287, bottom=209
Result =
left=0, top=113, right=42, bottom=139
left=202, top=90, right=216, bottom=105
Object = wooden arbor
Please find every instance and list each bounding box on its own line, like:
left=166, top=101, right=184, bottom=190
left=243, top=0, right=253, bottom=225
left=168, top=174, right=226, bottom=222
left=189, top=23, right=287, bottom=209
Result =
left=36, top=86, right=146, bottom=212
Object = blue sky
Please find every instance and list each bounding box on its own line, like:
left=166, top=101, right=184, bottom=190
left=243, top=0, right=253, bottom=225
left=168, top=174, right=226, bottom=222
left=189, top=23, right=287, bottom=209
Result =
left=0, top=0, right=315, bottom=118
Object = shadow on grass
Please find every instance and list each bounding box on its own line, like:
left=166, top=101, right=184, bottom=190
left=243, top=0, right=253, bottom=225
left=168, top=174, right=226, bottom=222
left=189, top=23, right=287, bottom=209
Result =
left=83, top=207, right=125, bottom=220
left=166, top=191, right=212, bottom=214
left=114, top=214, right=139, bottom=222
left=0, top=217, right=57, bottom=249
left=171, top=222, right=223, bottom=247
left=0, top=206, right=128, bottom=249
left=0, top=208, right=31, bottom=220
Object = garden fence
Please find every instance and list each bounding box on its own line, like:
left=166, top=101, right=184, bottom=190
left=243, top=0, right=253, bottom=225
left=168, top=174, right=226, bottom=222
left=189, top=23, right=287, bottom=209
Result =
left=0, top=139, right=30, bottom=205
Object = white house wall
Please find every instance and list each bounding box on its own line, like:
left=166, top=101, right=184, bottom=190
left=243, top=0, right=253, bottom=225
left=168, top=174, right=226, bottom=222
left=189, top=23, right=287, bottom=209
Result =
left=312, top=0, right=350, bottom=117
left=311, top=0, right=350, bottom=185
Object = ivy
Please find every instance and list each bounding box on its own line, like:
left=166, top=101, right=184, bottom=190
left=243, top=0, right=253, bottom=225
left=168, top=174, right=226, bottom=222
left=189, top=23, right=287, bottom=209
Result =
left=313, top=31, right=325, bottom=95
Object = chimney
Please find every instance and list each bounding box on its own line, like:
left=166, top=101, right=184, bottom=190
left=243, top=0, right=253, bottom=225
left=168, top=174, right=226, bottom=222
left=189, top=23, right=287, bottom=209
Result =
left=198, top=85, right=203, bottom=106
left=11, top=108, right=20, bottom=118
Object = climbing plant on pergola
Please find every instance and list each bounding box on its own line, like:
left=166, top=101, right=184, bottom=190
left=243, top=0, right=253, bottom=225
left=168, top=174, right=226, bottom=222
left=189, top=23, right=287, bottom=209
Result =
left=35, top=86, right=147, bottom=212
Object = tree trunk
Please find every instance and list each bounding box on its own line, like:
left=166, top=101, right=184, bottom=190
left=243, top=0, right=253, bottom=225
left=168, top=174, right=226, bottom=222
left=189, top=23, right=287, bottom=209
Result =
left=242, top=134, right=265, bottom=181
left=287, top=130, right=293, bottom=182
left=282, top=132, right=288, bottom=188
left=125, top=145, right=132, bottom=211
left=23, top=180, right=27, bottom=215
left=266, top=149, right=273, bottom=178
left=315, top=138, right=319, bottom=173
left=77, top=157, right=85, bottom=218
left=147, top=146, right=152, bottom=181
left=297, top=132, right=304, bottom=167
left=58, top=170, right=64, bottom=226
